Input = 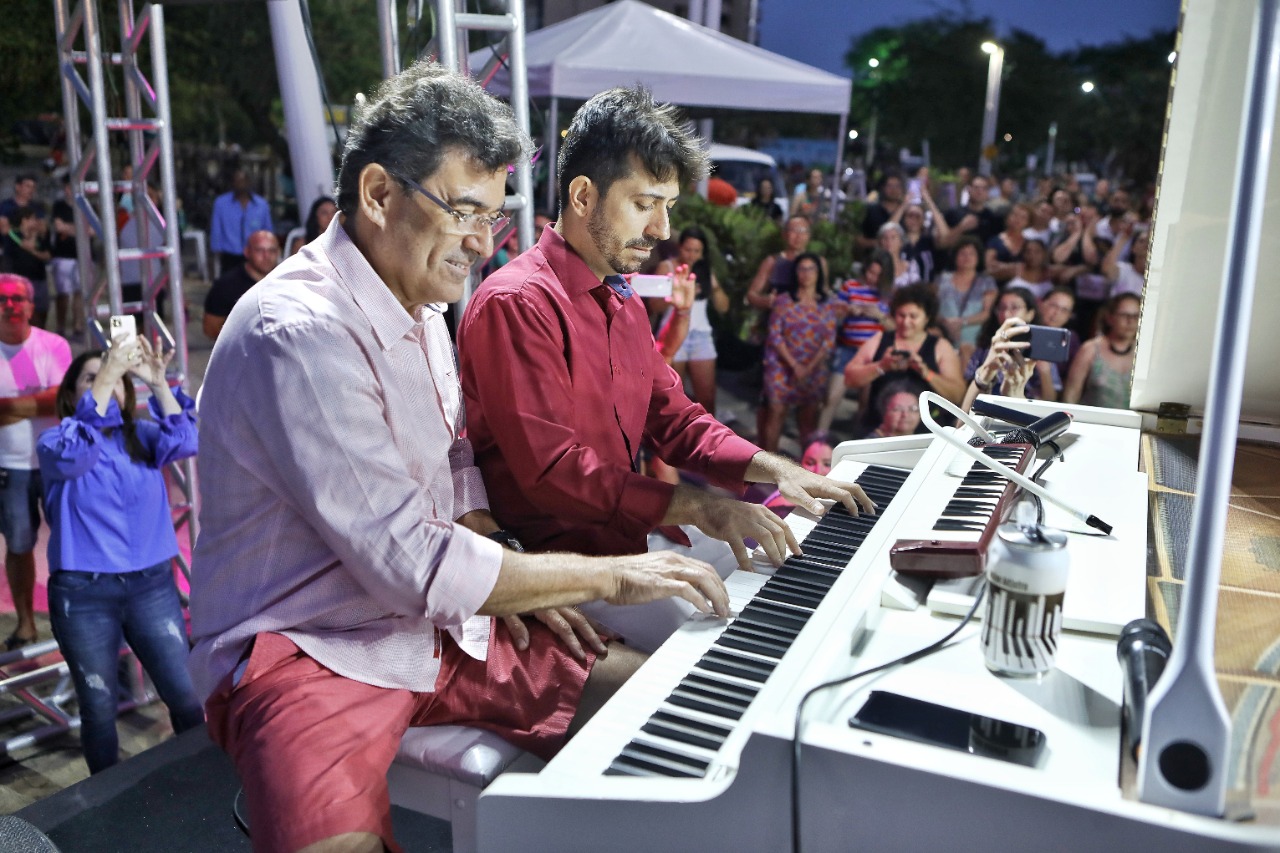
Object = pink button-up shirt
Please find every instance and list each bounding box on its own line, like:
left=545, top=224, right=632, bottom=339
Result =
left=188, top=220, right=503, bottom=702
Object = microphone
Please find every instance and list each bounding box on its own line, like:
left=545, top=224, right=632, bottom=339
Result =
left=1000, top=411, right=1073, bottom=449
left=1116, top=618, right=1173, bottom=761
left=971, top=398, right=1042, bottom=427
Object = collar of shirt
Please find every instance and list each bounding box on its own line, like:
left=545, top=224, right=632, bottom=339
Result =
left=536, top=226, right=629, bottom=299
left=321, top=219, right=416, bottom=352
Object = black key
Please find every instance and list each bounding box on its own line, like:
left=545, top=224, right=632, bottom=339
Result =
left=700, top=650, right=774, bottom=683
left=667, top=690, right=744, bottom=721
left=672, top=681, right=752, bottom=711
left=642, top=719, right=725, bottom=752
left=739, top=600, right=810, bottom=629
left=718, top=630, right=789, bottom=659
left=757, top=584, right=823, bottom=610
left=684, top=672, right=758, bottom=703
left=765, top=575, right=829, bottom=601
left=724, top=617, right=798, bottom=647
left=612, top=749, right=704, bottom=778
left=652, top=709, right=733, bottom=739
left=624, top=741, right=711, bottom=773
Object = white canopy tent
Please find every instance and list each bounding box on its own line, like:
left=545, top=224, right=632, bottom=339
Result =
left=469, top=0, right=853, bottom=212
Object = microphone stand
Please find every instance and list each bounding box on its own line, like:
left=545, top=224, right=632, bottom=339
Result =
left=1138, top=0, right=1280, bottom=817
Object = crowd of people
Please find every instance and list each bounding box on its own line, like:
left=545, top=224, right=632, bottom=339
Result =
left=716, top=166, right=1152, bottom=449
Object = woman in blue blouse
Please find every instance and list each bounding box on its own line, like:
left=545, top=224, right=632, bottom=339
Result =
left=38, top=338, right=203, bottom=773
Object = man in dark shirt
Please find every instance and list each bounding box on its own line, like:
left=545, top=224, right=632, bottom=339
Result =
left=49, top=178, right=83, bottom=337
left=3, top=208, right=52, bottom=329
left=857, top=172, right=906, bottom=254
left=202, top=229, right=279, bottom=340
left=941, top=173, right=1005, bottom=261
left=0, top=174, right=44, bottom=238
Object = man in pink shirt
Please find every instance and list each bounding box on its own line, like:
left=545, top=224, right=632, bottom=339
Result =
left=458, top=88, right=873, bottom=650
left=188, top=63, right=727, bottom=853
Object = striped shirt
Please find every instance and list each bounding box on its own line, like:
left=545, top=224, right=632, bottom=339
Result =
left=187, top=219, right=503, bottom=702
left=835, top=279, right=885, bottom=349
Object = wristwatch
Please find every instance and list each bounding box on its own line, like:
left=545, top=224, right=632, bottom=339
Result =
left=487, top=529, right=525, bottom=552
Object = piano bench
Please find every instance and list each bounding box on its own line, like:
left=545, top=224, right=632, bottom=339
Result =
left=387, top=725, right=540, bottom=853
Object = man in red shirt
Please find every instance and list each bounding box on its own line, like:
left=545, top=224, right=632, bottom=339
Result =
left=458, top=87, right=873, bottom=650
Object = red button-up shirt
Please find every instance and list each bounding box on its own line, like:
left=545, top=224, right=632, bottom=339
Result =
left=458, top=227, right=760, bottom=556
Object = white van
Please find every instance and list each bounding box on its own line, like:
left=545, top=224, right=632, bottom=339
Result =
left=707, top=143, right=788, bottom=218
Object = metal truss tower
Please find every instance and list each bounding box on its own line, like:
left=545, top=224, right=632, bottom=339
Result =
left=51, top=0, right=199, bottom=571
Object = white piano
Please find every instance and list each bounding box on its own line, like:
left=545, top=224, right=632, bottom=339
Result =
left=475, top=401, right=1280, bottom=852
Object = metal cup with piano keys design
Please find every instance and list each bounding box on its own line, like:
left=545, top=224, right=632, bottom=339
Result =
left=981, top=509, right=1070, bottom=677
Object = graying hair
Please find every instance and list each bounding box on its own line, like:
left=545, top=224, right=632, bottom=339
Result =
left=337, top=60, right=532, bottom=215
left=877, top=221, right=905, bottom=240
left=0, top=274, right=36, bottom=302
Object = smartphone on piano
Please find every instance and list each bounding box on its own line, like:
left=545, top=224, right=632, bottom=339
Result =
left=848, top=690, right=1046, bottom=768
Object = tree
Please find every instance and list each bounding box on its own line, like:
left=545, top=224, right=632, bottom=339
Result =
left=842, top=13, right=1174, bottom=183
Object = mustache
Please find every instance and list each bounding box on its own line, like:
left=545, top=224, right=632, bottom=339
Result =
left=625, top=239, right=657, bottom=251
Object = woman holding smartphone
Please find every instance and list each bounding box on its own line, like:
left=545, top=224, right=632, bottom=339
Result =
left=37, top=338, right=203, bottom=773
left=844, top=284, right=965, bottom=437
left=960, top=286, right=1060, bottom=410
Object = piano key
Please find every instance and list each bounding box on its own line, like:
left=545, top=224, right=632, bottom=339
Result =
left=718, top=632, right=790, bottom=659
left=671, top=680, right=753, bottom=710
left=684, top=671, right=759, bottom=702
left=609, top=750, right=704, bottom=778
left=650, top=709, right=733, bottom=740
left=755, top=584, right=823, bottom=610
left=642, top=719, right=727, bottom=752
left=622, top=741, right=711, bottom=774
left=723, top=618, right=799, bottom=647
left=736, top=601, right=810, bottom=632
left=700, top=649, right=774, bottom=683
left=667, top=689, right=746, bottom=721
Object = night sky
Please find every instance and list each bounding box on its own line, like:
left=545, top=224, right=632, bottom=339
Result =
left=759, top=0, right=1182, bottom=76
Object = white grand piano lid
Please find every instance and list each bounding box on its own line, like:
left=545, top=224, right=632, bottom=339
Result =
left=1133, top=0, right=1280, bottom=429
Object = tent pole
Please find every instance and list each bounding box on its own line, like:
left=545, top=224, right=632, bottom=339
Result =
left=547, top=96, right=559, bottom=214
left=831, top=111, right=848, bottom=224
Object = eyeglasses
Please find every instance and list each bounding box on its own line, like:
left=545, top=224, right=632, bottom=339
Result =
left=886, top=405, right=920, bottom=415
left=390, top=171, right=510, bottom=235
left=0, top=295, right=30, bottom=306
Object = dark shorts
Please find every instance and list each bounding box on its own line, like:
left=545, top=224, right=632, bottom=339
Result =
left=0, top=467, right=42, bottom=554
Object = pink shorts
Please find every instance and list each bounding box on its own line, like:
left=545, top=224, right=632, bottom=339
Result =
left=205, top=622, right=594, bottom=852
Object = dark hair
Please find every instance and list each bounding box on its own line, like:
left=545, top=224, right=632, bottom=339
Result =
left=337, top=60, right=531, bottom=216
left=873, top=380, right=921, bottom=432
left=788, top=251, right=829, bottom=301
left=866, top=248, right=895, bottom=298
left=677, top=225, right=707, bottom=250
left=14, top=173, right=37, bottom=185
left=11, top=206, right=39, bottom=226
left=952, top=235, right=985, bottom=271
left=889, top=282, right=937, bottom=322
left=1099, top=292, right=1141, bottom=336
left=754, top=177, right=775, bottom=202
left=557, top=86, right=709, bottom=207
left=56, top=351, right=151, bottom=465
left=976, top=285, right=1041, bottom=348
left=304, top=196, right=337, bottom=243
left=1045, top=285, right=1076, bottom=305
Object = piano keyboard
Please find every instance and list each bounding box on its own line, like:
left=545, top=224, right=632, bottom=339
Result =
left=887, top=443, right=1034, bottom=579
left=603, top=464, right=910, bottom=778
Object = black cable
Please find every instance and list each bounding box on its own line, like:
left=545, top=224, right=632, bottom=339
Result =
left=789, top=580, right=987, bottom=853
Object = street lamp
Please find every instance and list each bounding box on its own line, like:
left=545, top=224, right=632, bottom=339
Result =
left=978, top=41, right=1005, bottom=177
left=1081, top=80, right=1095, bottom=93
